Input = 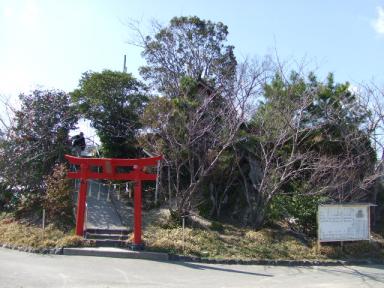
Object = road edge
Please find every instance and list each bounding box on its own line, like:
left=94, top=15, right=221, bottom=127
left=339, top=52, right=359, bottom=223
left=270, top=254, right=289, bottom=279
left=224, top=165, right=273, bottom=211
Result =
left=1, top=242, right=384, bottom=266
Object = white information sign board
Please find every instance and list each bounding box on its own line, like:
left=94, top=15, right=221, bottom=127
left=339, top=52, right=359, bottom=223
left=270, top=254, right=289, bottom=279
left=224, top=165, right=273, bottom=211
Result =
left=318, top=204, right=370, bottom=242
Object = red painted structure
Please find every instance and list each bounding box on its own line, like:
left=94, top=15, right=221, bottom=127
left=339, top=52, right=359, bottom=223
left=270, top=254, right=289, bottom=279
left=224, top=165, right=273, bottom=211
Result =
left=65, top=154, right=162, bottom=247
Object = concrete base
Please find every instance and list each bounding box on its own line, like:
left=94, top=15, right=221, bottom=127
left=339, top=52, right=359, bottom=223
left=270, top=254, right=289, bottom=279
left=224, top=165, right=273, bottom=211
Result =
left=63, top=247, right=168, bottom=261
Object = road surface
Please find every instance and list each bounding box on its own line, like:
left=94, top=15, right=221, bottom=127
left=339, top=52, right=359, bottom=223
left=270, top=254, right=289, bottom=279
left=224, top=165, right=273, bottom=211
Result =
left=0, top=248, right=383, bottom=288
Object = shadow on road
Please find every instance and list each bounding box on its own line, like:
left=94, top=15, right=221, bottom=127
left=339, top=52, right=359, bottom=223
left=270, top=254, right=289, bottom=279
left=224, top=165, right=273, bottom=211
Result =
left=171, top=261, right=274, bottom=277
left=322, top=265, right=384, bottom=284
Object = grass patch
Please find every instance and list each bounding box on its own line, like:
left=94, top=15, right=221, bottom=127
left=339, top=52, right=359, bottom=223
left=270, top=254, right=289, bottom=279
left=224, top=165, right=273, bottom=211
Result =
left=0, top=215, right=92, bottom=249
left=143, top=211, right=384, bottom=260
left=1, top=210, right=383, bottom=261
left=143, top=225, right=320, bottom=259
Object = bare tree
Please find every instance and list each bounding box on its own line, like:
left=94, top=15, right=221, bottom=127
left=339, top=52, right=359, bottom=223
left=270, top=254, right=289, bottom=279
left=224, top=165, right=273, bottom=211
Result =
left=236, top=70, right=382, bottom=228
left=235, top=80, right=318, bottom=227
left=141, top=59, right=269, bottom=214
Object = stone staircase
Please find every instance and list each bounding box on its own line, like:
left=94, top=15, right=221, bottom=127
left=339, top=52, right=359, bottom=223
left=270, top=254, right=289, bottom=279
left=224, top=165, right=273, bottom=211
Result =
left=77, top=180, right=134, bottom=247
left=85, top=228, right=131, bottom=247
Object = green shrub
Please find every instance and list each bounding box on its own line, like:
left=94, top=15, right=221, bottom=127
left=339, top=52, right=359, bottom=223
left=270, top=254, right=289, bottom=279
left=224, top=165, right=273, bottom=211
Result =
left=266, top=192, right=326, bottom=236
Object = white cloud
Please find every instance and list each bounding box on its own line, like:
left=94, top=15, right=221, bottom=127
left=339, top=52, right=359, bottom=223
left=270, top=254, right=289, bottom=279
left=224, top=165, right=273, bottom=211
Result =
left=372, top=6, right=384, bottom=35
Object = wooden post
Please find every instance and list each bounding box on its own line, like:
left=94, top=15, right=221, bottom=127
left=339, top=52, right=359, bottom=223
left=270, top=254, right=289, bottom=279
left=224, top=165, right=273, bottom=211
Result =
left=182, top=215, right=185, bottom=254
left=42, top=208, right=46, bottom=240
left=168, top=165, right=171, bottom=206
left=317, top=208, right=321, bottom=254
left=42, top=209, right=45, bottom=230
left=368, top=205, right=372, bottom=243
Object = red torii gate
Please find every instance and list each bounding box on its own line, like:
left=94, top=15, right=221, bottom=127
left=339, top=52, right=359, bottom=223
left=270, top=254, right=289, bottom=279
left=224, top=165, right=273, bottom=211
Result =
left=65, top=154, right=162, bottom=248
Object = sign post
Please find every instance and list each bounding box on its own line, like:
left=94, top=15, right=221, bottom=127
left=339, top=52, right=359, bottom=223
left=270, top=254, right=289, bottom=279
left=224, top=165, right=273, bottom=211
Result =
left=318, top=204, right=373, bottom=243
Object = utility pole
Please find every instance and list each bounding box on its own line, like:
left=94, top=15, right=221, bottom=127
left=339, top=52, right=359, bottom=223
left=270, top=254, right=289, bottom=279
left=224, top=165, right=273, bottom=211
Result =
left=123, top=55, right=127, bottom=73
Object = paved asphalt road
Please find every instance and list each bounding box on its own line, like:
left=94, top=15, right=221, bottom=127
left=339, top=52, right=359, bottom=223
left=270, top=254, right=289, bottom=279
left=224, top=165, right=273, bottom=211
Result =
left=0, top=248, right=383, bottom=288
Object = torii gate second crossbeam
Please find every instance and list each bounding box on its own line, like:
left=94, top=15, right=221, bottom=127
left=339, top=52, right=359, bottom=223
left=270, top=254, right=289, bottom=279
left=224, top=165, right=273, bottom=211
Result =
left=65, top=154, right=162, bottom=249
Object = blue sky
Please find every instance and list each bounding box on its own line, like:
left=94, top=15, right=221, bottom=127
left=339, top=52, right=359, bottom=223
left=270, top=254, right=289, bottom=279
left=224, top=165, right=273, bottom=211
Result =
left=1, top=1, right=384, bottom=100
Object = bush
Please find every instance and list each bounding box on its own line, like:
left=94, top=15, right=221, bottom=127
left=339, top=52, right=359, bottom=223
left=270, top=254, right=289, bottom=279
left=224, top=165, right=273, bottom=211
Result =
left=57, top=235, right=92, bottom=247
left=43, top=164, right=74, bottom=230
left=14, top=193, right=44, bottom=221
left=266, top=192, right=326, bottom=236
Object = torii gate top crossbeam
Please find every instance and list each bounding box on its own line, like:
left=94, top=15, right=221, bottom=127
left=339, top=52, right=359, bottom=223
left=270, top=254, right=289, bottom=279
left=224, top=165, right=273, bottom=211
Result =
left=65, top=155, right=162, bottom=181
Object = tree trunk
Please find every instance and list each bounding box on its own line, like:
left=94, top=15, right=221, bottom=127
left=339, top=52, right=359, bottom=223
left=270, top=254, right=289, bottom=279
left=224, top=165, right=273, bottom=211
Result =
left=244, top=201, right=267, bottom=229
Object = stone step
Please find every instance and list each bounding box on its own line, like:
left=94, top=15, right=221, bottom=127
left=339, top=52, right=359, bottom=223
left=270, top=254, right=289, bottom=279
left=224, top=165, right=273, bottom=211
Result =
left=85, top=228, right=131, bottom=235
left=86, top=233, right=130, bottom=241
left=92, top=239, right=129, bottom=248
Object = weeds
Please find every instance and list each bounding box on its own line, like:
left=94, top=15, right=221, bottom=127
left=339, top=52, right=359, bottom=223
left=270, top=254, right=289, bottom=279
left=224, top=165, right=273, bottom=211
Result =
left=0, top=217, right=91, bottom=249
left=143, top=211, right=384, bottom=260
left=0, top=210, right=383, bottom=261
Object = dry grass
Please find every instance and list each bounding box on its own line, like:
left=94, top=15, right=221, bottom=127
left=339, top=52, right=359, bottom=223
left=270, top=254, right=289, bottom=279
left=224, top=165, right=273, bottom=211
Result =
left=143, top=210, right=384, bottom=260
left=0, top=215, right=91, bottom=249
left=0, top=211, right=383, bottom=260
left=143, top=225, right=320, bottom=259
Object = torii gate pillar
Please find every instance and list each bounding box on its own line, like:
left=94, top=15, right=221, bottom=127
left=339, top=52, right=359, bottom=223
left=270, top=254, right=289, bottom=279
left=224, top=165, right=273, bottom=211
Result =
left=65, top=155, right=162, bottom=249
